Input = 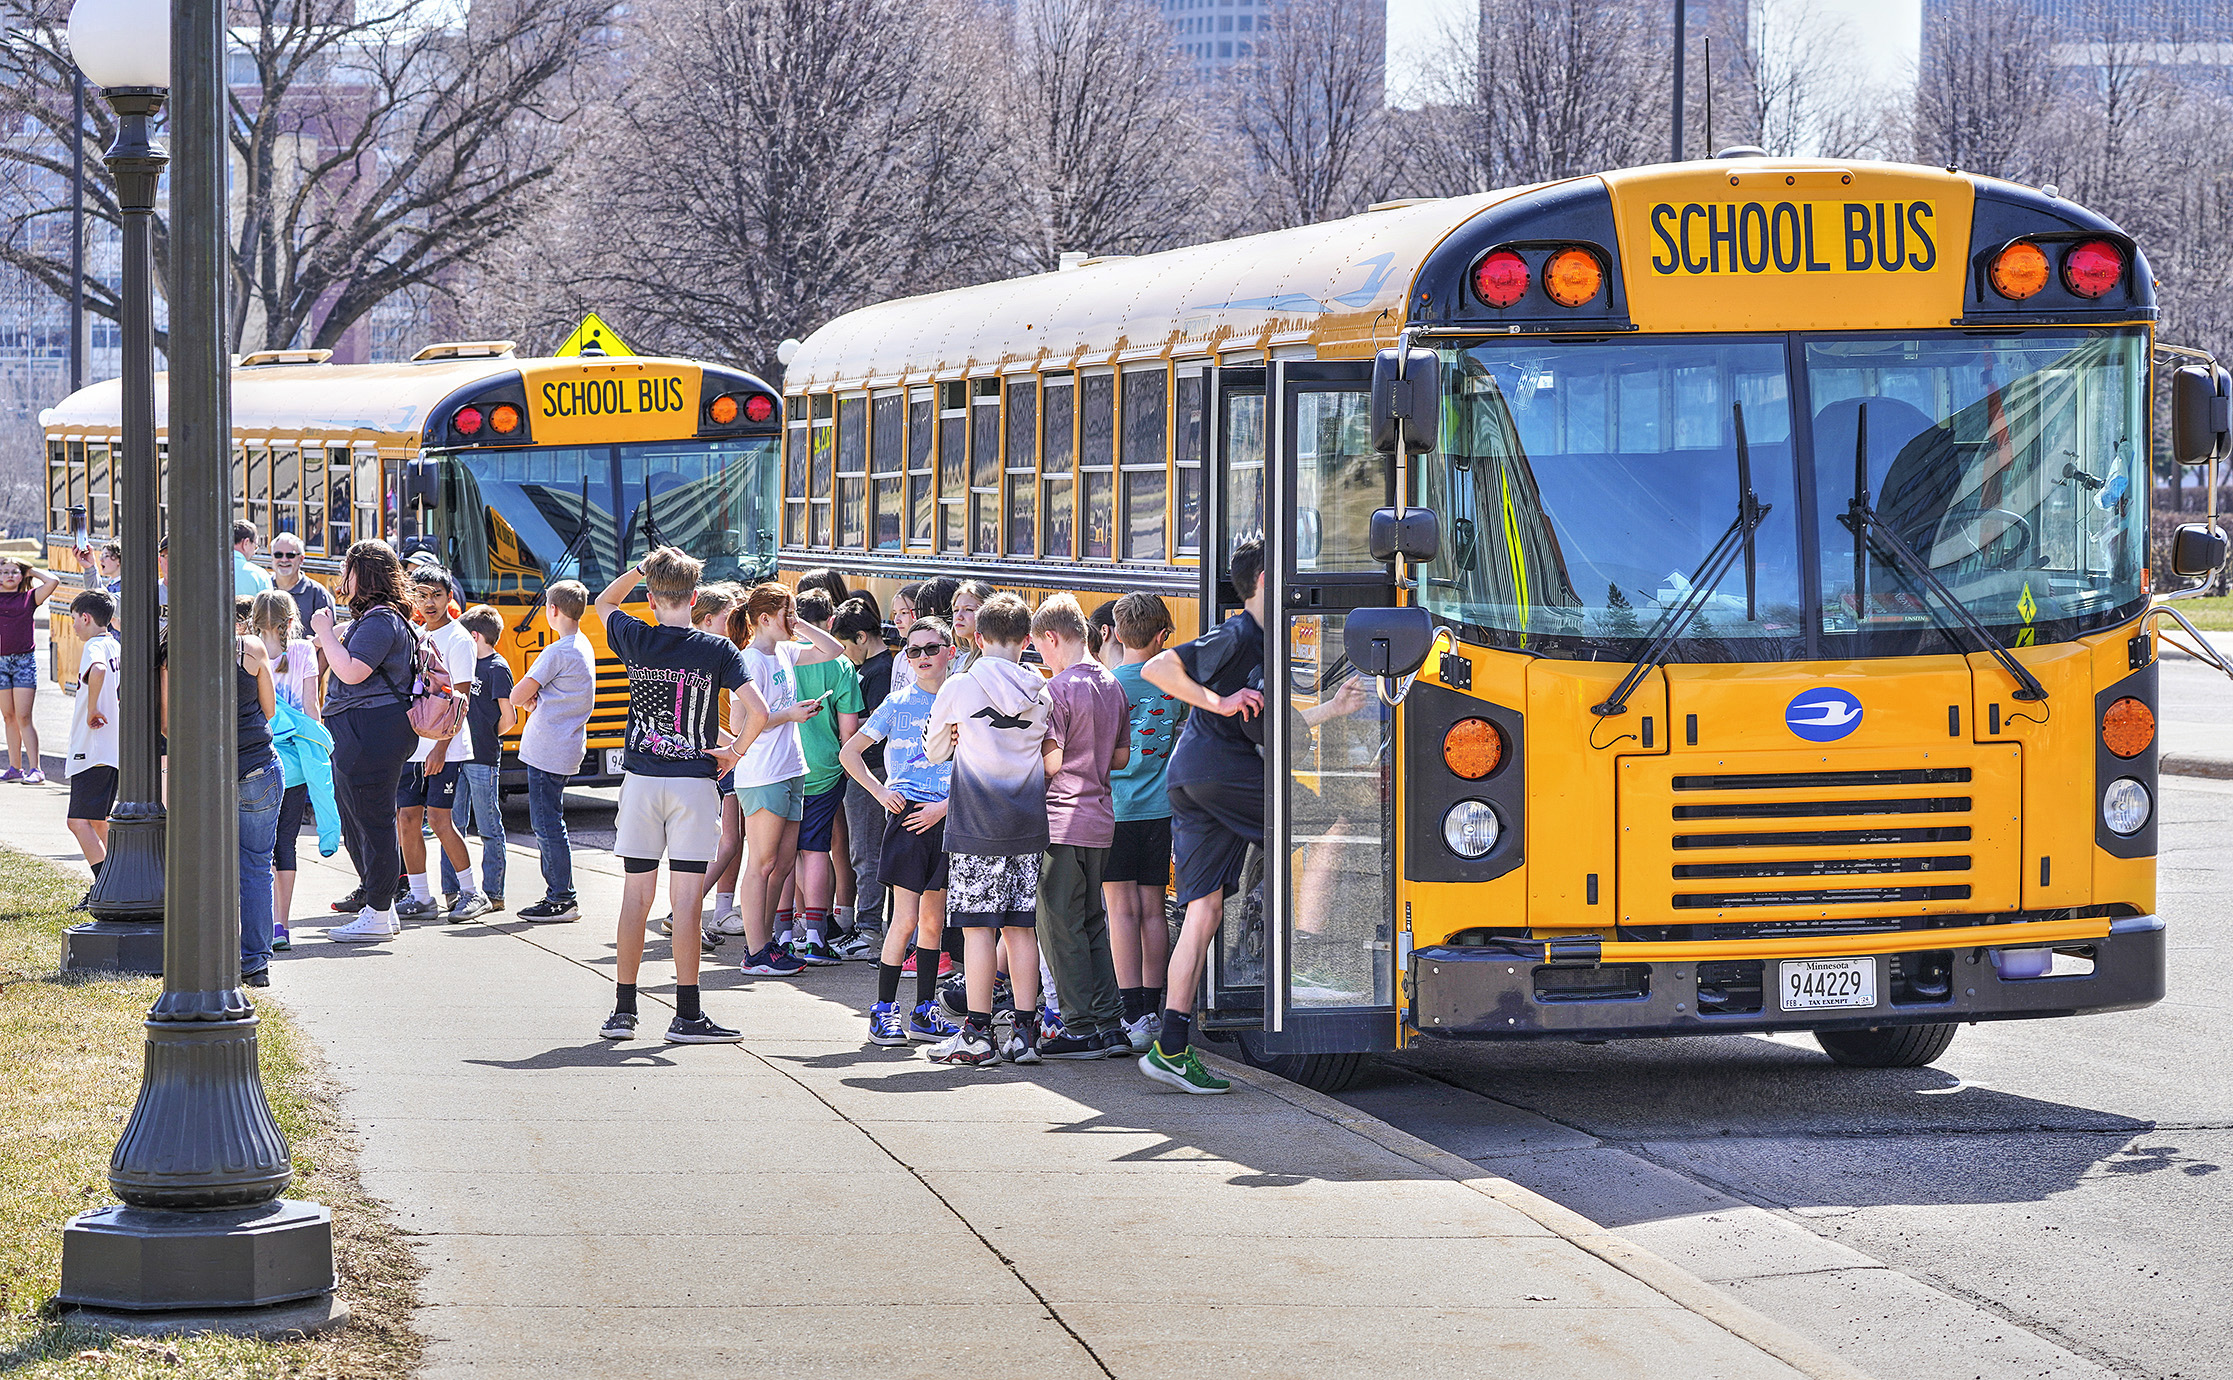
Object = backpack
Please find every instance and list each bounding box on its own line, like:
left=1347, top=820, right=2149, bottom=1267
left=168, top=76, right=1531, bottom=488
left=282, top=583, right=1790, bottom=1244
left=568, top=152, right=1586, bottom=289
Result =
left=373, top=608, right=465, bottom=741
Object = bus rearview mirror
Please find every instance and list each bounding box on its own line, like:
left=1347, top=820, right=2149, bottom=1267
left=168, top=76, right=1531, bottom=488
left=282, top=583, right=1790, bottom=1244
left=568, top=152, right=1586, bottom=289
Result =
left=402, top=459, right=441, bottom=511
left=2170, top=364, right=2230, bottom=466
left=1369, top=506, right=1440, bottom=564
left=1345, top=605, right=1438, bottom=677
left=2171, top=522, right=2228, bottom=578
left=1371, top=348, right=1440, bottom=455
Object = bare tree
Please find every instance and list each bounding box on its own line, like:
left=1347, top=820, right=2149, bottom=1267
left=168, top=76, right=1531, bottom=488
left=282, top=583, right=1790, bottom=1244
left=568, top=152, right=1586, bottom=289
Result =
left=1233, top=0, right=1392, bottom=228
left=1708, top=0, right=1890, bottom=158
left=0, top=0, right=618, bottom=355
left=1911, top=0, right=2060, bottom=178
left=1001, top=0, right=1222, bottom=270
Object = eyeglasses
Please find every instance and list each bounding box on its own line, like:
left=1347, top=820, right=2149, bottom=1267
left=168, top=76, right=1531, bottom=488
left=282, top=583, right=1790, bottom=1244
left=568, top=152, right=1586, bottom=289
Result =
left=904, top=642, right=949, bottom=659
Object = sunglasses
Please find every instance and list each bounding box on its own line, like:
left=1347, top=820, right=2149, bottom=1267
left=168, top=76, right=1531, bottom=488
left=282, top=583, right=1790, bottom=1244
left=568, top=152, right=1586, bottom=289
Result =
left=273, top=552, right=303, bottom=560
left=904, top=642, right=950, bottom=659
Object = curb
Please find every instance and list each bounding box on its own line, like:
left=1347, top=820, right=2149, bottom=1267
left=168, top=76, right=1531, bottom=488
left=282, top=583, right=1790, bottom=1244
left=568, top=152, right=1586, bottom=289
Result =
left=1200, top=1051, right=1874, bottom=1380
left=2164, top=755, right=2233, bottom=780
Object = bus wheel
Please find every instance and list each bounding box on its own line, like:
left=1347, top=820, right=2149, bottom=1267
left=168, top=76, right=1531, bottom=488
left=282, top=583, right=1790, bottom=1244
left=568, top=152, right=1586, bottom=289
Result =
left=1231, top=1031, right=1370, bottom=1094
left=1815, top=1024, right=1958, bottom=1069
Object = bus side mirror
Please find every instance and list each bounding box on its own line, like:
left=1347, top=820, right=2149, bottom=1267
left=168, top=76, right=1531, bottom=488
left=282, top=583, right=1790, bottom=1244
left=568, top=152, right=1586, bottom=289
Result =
left=1346, top=605, right=1438, bottom=677
left=2171, top=522, right=2228, bottom=578
left=2171, top=364, right=2231, bottom=465
left=1369, top=506, right=1440, bottom=564
left=402, top=459, right=441, bottom=511
left=1371, top=348, right=1440, bottom=455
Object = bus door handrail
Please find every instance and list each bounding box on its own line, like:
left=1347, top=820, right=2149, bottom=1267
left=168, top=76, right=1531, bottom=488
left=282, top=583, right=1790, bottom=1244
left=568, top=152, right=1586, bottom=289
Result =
left=2146, top=603, right=2233, bottom=682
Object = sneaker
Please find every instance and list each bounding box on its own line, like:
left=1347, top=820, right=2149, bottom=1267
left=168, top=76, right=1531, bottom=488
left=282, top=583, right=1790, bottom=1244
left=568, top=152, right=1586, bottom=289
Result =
left=711, top=908, right=748, bottom=936
left=486, top=897, right=505, bottom=913
left=1121, top=1012, right=1161, bottom=1051
left=328, top=908, right=399, bottom=943
left=395, top=895, right=446, bottom=923
left=900, top=950, right=918, bottom=976
left=702, top=930, right=723, bottom=954
left=1001, top=1023, right=1042, bottom=1065
left=739, top=944, right=807, bottom=976
left=329, top=888, right=366, bottom=913
left=867, top=1001, right=909, bottom=1047
left=519, top=897, right=579, bottom=923
left=0, top=766, right=20, bottom=782
left=243, top=968, right=270, bottom=988
left=793, top=939, right=845, bottom=967
left=666, top=1014, right=743, bottom=1044
left=20, top=768, right=43, bottom=785
left=927, top=1025, right=999, bottom=1067
left=70, top=888, right=94, bottom=912
left=1140, top=1044, right=1231, bottom=1095
left=447, top=892, right=491, bottom=922
left=833, top=928, right=881, bottom=960
left=1038, top=1031, right=1104, bottom=1061
left=940, top=972, right=1013, bottom=1017
left=599, top=1010, right=638, bottom=1040
left=1094, top=1028, right=1135, bottom=1058
left=271, top=924, right=291, bottom=952
left=906, top=1003, right=959, bottom=1043
left=655, top=913, right=674, bottom=936
left=1037, top=1004, right=1063, bottom=1040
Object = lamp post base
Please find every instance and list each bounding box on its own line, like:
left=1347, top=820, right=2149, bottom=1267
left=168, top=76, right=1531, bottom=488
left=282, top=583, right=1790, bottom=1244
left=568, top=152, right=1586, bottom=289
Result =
left=87, top=803, right=166, bottom=923
left=60, top=920, right=165, bottom=975
left=60, top=1292, right=350, bottom=1342
left=57, top=1200, right=336, bottom=1312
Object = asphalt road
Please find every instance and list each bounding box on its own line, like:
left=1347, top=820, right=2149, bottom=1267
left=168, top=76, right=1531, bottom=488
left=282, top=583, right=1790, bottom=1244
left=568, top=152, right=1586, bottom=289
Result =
left=1342, top=770, right=2231, bottom=1380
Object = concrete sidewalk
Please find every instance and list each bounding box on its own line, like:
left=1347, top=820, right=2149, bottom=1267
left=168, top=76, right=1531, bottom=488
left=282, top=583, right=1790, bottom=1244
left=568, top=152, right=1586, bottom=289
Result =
left=5, top=790, right=1853, bottom=1379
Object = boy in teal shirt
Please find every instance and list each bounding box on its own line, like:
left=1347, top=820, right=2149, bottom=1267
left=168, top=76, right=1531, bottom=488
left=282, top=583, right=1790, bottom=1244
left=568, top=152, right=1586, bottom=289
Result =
left=790, top=588, right=865, bottom=963
left=1105, top=592, right=1184, bottom=1049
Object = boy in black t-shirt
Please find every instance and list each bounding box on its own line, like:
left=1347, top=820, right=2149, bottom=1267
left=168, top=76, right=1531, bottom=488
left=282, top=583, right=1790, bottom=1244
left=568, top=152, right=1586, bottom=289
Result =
left=589, top=547, right=773, bottom=1044
left=443, top=605, right=514, bottom=914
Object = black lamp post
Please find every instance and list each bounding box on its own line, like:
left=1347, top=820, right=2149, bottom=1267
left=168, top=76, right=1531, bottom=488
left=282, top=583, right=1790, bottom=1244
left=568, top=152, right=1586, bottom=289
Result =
left=60, top=21, right=165, bottom=974
left=56, top=0, right=338, bottom=1330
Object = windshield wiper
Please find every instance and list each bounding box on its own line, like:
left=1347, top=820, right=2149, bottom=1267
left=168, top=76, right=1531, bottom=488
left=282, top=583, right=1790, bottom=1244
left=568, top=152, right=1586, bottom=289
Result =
left=512, top=474, right=595, bottom=634
left=1839, top=402, right=2047, bottom=703
left=1595, top=403, right=1770, bottom=718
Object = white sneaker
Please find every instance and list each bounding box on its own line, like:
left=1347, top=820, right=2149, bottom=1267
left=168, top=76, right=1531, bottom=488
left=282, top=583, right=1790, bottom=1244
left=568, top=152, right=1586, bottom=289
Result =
left=655, top=913, right=674, bottom=936
left=329, top=907, right=399, bottom=943
left=1122, top=1012, right=1161, bottom=1051
left=711, top=908, right=748, bottom=936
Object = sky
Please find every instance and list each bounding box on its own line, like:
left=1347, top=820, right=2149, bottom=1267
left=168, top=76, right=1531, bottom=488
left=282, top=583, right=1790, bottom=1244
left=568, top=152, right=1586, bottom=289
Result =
left=1384, top=0, right=1923, bottom=118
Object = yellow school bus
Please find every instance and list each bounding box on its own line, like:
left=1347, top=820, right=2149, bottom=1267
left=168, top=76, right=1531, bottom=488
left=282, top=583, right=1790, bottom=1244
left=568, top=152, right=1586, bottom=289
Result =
left=41, top=342, right=784, bottom=785
left=787, top=156, right=2223, bottom=1090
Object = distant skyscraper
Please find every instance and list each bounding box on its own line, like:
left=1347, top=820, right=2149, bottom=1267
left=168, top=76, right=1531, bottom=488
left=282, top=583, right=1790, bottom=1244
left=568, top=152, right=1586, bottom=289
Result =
left=1162, top=0, right=1388, bottom=89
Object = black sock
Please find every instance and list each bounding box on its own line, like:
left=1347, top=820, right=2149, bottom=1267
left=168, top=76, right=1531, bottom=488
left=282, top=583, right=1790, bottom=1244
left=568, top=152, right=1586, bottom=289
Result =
left=89, top=859, right=104, bottom=879
left=914, top=947, right=940, bottom=1009
left=676, top=984, right=701, bottom=1021
left=967, top=1010, right=992, bottom=1033
left=1120, top=986, right=1145, bottom=1021
left=1151, top=986, right=1166, bottom=1014
left=878, top=962, right=904, bottom=1005
left=1159, top=1009, right=1191, bottom=1056
left=615, top=982, right=637, bottom=1015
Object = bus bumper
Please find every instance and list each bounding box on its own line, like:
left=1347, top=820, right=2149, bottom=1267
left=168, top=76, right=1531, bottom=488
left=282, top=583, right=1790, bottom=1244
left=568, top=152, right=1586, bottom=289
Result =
left=1408, top=915, right=2164, bottom=1041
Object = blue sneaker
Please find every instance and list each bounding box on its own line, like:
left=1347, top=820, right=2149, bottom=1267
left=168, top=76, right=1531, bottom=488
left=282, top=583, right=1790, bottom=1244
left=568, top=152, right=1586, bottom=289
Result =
left=906, top=1002, right=959, bottom=1043
left=1037, top=1005, right=1064, bottom=1040
left=868, top=1001, right=908, bottom=1047
left=740, top=943, right=807, bottom=976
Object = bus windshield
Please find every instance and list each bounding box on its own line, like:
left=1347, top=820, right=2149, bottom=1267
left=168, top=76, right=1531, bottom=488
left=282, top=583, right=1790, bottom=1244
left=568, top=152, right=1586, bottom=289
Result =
left=429, top=438, right=781, bottom=602
left=1418, top=329, right=2148, bottom=660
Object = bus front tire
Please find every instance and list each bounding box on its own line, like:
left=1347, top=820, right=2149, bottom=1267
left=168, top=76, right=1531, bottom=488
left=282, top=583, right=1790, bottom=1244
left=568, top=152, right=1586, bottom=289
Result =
left=1814, top=1023, right=1958, bottom=1069
left=1231, top=1030, right=1370, bottom=1094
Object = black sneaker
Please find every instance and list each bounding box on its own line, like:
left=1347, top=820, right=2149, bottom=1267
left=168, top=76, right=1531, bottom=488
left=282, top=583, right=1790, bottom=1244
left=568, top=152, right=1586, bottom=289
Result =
left=1093, top=1028, right=1135, bottom=1058
left=519, top=897, right=580, bottom=923
left=329, top=887, right=367, bottom=913
left=243, top=968, right=271, bottom=988
left=666, top=1014, right=743, bottom=1044
left=599, top=1010, right=638, bottom=1040
left=1038, top=1031, right=1104, bottom=1060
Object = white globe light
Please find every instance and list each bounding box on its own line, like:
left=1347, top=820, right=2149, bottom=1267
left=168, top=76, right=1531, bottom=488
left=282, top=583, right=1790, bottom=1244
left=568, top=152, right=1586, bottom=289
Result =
left=67, top=0, right=171, bottom=90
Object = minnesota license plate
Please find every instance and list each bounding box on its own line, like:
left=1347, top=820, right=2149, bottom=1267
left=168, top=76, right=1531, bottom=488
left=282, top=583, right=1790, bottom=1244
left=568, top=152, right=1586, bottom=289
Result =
left=604, top=749, right=626, bottom=776
left=1778, top=957, right=1876, bottom=1011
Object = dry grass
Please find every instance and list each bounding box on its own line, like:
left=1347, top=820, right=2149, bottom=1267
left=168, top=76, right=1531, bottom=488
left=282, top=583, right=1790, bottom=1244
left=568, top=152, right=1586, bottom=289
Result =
left=0, top=846, right=422, bottom=1378
left=2161, top=595, right=2233, bottom=631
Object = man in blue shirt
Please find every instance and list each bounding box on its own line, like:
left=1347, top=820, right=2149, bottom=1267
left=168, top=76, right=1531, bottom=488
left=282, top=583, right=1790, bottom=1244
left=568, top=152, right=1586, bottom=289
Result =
left=233, top=521, right=273, bottom=596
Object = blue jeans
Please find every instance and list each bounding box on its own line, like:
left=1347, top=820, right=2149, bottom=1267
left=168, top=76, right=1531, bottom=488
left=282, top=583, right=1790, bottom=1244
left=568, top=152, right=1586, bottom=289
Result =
left=526, top=765, right=573, bottom=903
left=238, top=760, right=283, bottom=977
left=440, top=762, right=505, bottom=899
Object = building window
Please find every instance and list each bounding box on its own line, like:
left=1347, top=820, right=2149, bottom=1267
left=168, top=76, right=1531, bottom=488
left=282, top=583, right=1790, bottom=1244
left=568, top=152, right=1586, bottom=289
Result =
left=1175, top=368, right=1205, bottom=554
left=872, top=392, right=903, bottom=551
left=1121, top=367, right=1167, bottom=563
left=908, top=389, right=935, bottom=546
left=1005, top=377, right=1037, bottom=556
left=837, top=394, right=868, bottom=549
left=1081, top=372, right=1115, bottom=559
left=1042, top=374, right=1075, bottom=558
left=971, top=378, right=1000, bottom=555
left=939, top=380, right=967, bottom=552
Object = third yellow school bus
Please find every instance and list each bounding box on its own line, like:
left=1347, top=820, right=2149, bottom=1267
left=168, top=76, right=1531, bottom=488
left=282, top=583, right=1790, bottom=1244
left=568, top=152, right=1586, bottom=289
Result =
left=786, top=156, right=2194, bottom=1090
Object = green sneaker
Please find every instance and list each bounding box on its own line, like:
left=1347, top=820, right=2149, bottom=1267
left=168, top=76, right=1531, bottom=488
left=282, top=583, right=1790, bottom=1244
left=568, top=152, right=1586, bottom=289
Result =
left=1138, top=1043, right=1231, bottom=1095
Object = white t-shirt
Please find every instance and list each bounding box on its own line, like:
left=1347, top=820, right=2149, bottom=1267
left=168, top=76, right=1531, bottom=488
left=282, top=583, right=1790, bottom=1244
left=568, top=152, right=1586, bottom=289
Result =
left=735, top=641, right=806, bottom=788
left=70, top=632, right=121, bottom=776
left=517, top=631, right=598, bottom=777
left=410, top=617, right=477, bottom=765
left=273, top=637, right=321, bottom=713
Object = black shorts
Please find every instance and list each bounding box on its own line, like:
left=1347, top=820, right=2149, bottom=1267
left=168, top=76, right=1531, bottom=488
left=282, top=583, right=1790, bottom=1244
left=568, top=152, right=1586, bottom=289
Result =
left=1105, top=816, right=1172, bottom=887
left=1169, top=777, right=1263, bottom=907
left=67, top=765, right=118, bottom=821
left=394, top=760, right=461, bottom=811
left=799, top=781, right=846, bottom=853
left=880, top=803, right=949, bottom=893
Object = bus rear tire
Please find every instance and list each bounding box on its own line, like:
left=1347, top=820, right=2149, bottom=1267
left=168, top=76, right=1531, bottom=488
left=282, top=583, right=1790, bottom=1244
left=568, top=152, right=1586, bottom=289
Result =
left=1231, top=1031, right=1370, bottom=1094
left=1815, top=1023, right=1958, bottom=1069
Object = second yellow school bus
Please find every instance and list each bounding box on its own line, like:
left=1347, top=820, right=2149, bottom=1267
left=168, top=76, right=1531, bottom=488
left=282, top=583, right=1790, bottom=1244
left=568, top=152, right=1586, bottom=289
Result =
left=785, top=155, right=2195, bottom=1090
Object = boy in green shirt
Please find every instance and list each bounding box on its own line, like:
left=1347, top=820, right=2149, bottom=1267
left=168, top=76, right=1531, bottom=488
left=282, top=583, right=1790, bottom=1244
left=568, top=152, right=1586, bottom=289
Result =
left=789, top=588, right=864, bottom=963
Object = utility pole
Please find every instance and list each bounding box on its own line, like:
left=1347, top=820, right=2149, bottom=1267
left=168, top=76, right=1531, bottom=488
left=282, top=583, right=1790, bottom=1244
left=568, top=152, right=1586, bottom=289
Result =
left=70, top=73, right=86, bottom=393
left=1672, top=0, right=1686, bottom=162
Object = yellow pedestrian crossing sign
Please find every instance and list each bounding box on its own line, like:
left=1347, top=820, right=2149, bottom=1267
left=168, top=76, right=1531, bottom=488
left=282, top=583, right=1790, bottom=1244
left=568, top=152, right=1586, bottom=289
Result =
left=552, top=313, right=635, bottom=359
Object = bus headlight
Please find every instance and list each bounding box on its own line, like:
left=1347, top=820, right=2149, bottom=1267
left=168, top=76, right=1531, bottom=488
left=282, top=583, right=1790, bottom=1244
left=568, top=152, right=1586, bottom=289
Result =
left=1443, top=799, right=1499, bottom=858
left=2101, top=777, right=2150, bottom=836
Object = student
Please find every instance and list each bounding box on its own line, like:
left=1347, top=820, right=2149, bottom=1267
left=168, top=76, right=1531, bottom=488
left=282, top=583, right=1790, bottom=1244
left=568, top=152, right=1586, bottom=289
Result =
left=1087, top=600, right=1121, bottom=672
left=393, top=565, right=481, bottom=923
left=232, top=613, right=282, bottom=987
left=0, top=556, right=63, bottom=783
left=590, top=546, right=770, bottom=1043
left=440, top=605, right=515, bottom=912
left=63, top=589, right=120, bottom=888
left=250, top=589, right=327, bottom=952
left=788, top=587, right=863, bottom=965
left=921, top=593, right=1051, bottom=1068
left=1105, top=591, right=1182, bottom=1049
left=233, top=520, right=273, bottom=596
left=841, top=617, right=958, bottom=1047
left=835, top=597, right=893, bottom=957
left=724, top=582, right=840, bottom=973
left=888, top=582, right=921, bottom=695
left=311, top=541, right=420, bottom=942
left=512, top=579, right=596, bottom=923
left=1138, top=540, right=1270, bottom=1094
left=691, top=584, right=747, bottom=939
left=949, top=579, right=992, bottom=669
left=1030, top=594, right=1132, bottom=1059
